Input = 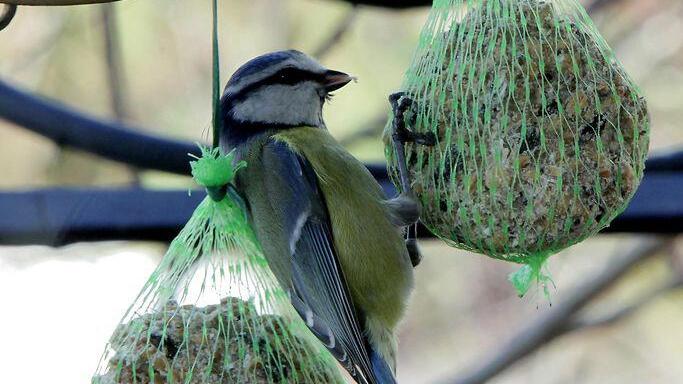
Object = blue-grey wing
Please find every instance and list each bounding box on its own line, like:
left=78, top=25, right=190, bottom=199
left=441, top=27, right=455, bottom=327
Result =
left=261, top=140, right=375, bottom=384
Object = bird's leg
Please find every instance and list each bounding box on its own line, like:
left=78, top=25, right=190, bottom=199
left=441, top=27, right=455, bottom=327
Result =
left=388, top=92, right=435, bottom=268
left=389, top=92, right=414, bottom=196
left=388, top=92, right=436, bottom=196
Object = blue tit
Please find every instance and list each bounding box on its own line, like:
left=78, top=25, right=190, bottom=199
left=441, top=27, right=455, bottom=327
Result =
left=220, top=50, right=416, bottom=384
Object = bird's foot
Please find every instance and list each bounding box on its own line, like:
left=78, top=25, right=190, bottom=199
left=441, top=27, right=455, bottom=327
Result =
left=385, top=192, right=421, bottom=227
left=388, top=92, right=436, bottom=148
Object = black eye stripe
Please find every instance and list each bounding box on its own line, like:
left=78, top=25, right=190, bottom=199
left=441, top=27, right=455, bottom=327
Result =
left=266, top=67, right=325, bottom=85
left=226, top=67, right=324, bottom=104
left=274, top=67, right=317, bottom=84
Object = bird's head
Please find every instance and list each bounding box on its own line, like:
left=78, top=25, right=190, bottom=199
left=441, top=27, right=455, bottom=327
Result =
left=220, top=50, right=354, bottom=145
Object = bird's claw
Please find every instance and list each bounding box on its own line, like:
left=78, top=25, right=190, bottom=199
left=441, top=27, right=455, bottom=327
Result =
left=389, top=92, right=435, bottom=147
left=388, top=91, right=404, bottom=106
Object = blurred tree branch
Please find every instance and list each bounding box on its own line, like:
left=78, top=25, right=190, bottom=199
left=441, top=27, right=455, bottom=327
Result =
left=1, top=0, right=119, bottom=5
left=100, top=3, right=140, bottom=184
left=441, top=237, right=675, bottom=384
left=314, top=5, right=359, bottom=59
left=565, top=274, right=683, bottom=332
left=101, top=4, right=127, bottom=123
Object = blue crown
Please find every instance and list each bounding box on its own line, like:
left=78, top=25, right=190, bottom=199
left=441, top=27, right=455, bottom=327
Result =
left=228, top=50, right=303, bottom=86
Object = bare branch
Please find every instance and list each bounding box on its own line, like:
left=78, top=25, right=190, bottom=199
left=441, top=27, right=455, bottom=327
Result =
left=314, top=6, right=359, bottom=59
left=101, top=4, right=128, bottom=122
left=565, top=275, right=683, bottom=332
left=441, top=238, right=673, bottom=384
left=100, top=3, right=140, bottom=184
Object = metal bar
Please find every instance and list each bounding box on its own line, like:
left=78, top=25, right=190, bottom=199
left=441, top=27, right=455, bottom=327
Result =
left=0, top=4, right=17, bottom=30
left=1, top=1, right=120, bottom=5
left=0, top=188, right=204, bottom=246
left=0, top=78, right=199, bottom=175
left=0, top=171, right=680, bottom=246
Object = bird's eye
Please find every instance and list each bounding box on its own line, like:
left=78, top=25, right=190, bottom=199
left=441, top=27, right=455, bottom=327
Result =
left=272, top=68, right=309, bottom=85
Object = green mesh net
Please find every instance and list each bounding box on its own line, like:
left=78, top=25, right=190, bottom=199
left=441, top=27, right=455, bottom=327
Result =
left=92, top=147, right=343, bottom=384
left=385, top=0, right=649, bottom=295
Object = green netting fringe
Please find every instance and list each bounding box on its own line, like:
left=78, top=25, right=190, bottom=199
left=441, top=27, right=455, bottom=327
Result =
left=385, top=0, right=649, bottom=295
left=93, top=147, right=343, bottom=383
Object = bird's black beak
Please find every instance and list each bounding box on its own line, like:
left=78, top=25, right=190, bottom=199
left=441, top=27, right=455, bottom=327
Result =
left=323, top=70, right=354, bottom=92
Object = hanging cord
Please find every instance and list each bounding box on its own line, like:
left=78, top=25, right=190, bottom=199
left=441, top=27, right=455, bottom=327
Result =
left=204, top=0, right=246, bottom=209
left=211, top=0, right=221, bottom=149
left=200, top=0, right=228, bottom=202
left=0, top=4, right=17, bottom=31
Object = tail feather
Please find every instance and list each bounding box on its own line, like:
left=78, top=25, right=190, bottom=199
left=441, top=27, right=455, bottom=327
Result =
left=370, top=348, right=397, bottom=384
left=289, top=293, right=356, bottom=374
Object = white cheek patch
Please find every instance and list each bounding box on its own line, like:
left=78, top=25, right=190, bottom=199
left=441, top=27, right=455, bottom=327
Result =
left=231, top=83, right=322, bottom=126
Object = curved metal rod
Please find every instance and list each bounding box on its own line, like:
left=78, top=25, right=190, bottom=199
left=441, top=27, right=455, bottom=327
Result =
left=0, top=4, right=17, bottom=31
left=0, top=78, right=200, bottom=175
left=1, top=0, right=119, bottom=5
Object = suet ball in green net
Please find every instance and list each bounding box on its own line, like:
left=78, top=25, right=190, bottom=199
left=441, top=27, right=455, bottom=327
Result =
left=93, top=150, right=344, bottom=383
left=385, top=0, right=649, bottom=295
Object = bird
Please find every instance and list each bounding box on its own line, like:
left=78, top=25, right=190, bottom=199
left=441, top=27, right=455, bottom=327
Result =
left=219, top=50, right=418, bottom=384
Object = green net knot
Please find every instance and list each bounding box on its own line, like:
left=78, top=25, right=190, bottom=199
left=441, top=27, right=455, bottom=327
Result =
left=508, top=253, right=554, bottom=299
left=190, top=145, right=246, bottom=201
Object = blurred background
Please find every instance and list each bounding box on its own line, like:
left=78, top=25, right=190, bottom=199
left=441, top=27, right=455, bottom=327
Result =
left=0, top=0, right=682, bottom=383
